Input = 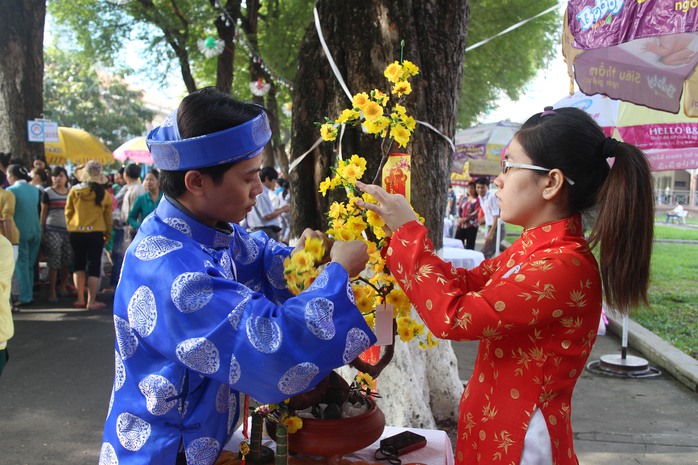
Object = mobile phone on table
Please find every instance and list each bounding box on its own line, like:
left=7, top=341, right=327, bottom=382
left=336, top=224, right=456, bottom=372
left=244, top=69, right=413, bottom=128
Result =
left=379, top=430, right=427, bottom=455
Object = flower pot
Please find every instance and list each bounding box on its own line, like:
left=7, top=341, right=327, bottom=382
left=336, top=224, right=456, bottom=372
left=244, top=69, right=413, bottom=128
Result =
left=268, top=397, right=385, bottom=464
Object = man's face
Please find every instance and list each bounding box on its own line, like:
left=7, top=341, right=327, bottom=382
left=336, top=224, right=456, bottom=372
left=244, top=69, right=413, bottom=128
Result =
left=475, top=183, right=488, bottom=198
left=197, top=155, right=264, bottom=224
left=262, top=177, right=277, bottom=190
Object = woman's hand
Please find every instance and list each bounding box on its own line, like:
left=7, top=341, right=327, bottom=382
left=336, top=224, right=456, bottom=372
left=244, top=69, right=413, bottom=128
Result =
left=330, top=240, right=369, bottom=278
left=292, top=228, right=334, bottom=262
left=355, top=181, right=418, bottom=232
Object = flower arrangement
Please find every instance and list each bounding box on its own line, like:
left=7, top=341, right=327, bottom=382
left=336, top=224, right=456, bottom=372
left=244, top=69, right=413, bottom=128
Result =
left=249, top=54, right=435, bottom=464
left=285, top=56, right=438, bottom=355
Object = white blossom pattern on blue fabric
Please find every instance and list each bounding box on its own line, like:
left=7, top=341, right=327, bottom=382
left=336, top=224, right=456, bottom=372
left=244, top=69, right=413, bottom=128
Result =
left=346, top=280, right=355, bottom=304
left=215, top=384, right=229, bottom=414
left=278, top=362, right=320, bottom=395
left=127, top=286, right=157, bottom=337
left=138, top=374, right=178, bottom=416
left=115, top=315, right=139, bottom=360
left=307, top=272, right=329, bottom=290
left=163, top=217, right=192, bottom=237
left=233, top=234, right=260, bottom=265
left=116, top=412, right=151, bottom=451
left=219, top=251, right=234, bottom=280
left=246, top=316, right=282, bottom=354
left=229, top=354, right=242, bottom=384
left=266, top=255, right=287, bottom=290
left=134, top=235, right=183, bottom=261
left=115, top=350, right=125, bottom=391
left=158, top=144, right=181, bottom=170
left=98, top=442, right=118, bottom=465
left=171, top=272, right=213, bottom=313
left=343, top=328, right=371, bottom=364
left=176, top=338, right=221, bottom=374
left=227, top=296, right=250, bottom=331
left=305, top=297, right=336, bottom=341
left=185, top=437, right=221, bottom=465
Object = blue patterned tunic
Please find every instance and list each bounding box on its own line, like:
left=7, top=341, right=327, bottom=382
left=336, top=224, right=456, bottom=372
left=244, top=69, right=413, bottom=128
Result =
left=100, top=197, right=375, bottom=465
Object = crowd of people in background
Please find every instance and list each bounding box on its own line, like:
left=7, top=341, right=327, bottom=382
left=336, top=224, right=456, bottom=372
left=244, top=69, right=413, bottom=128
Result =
left=448, top=177, right=506, bottom=259
left=0, top=152, right=295, bottom=317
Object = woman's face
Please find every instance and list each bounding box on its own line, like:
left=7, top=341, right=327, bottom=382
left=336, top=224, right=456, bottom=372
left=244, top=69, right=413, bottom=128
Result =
left=52, top=172, right=67, bottom=188
left=143, top=173, right=159, bottom=193
left=493, top=138, right=549, bottom=229
left=467, top=184, right=476, bottom=197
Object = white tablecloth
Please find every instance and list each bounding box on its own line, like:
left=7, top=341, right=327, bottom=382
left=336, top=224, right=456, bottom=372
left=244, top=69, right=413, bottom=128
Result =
left=442, top=237, right=464, bottom=249
left=439, top=247, right=485, bottom=270
left=224, top=424, right=454, bottom=465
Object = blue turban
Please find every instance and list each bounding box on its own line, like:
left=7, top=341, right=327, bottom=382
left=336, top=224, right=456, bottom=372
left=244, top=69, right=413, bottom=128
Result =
left=146, top=106, right=272, bottom=171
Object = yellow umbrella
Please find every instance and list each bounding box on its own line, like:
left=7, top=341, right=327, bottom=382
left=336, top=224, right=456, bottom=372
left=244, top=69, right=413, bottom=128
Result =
left=44, top=127, right=113, bottom=166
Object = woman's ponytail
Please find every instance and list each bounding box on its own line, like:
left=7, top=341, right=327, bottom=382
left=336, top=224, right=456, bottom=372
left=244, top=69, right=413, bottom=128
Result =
left=588, top=142, right=654, bottom=313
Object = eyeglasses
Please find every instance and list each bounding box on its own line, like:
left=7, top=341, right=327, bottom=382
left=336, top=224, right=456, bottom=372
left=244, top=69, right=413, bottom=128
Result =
left=500, top=160, right=575, bottom=185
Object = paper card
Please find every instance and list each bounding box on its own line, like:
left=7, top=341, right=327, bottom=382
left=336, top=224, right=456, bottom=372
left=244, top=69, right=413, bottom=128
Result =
left=374, top=304, right=394, bottom=346
left=382, top=153, right=411, bottom=204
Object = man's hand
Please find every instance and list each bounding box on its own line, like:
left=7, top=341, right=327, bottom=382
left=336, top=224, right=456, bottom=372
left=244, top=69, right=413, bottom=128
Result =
left=330, top=240, right=369, bottom=278
left=292, top=228, right=333, bottom=262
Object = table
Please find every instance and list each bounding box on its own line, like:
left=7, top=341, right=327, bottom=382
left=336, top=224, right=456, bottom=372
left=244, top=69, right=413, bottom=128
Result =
left=439, top=247, right=484, bottom=270
left=442, top=237, right=464, bottom=249
left=223, top=424, right=454, bottom=465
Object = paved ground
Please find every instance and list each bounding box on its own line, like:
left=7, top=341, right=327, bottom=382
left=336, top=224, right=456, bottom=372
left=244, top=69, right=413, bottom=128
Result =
left=1, top=288, right=697, bottom=465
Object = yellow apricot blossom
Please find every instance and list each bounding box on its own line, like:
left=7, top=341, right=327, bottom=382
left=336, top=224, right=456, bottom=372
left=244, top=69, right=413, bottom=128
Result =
left=384, top=62, right=403, bottom=83
left=336, top=108, right=360, bottom=124
left=363, top=101, right=384, bottom=122
left=352, top=92, right=370, bottom=110
left=390, top=125, right=411, bottom=148
left=284, top=416, right=303, bottom=434
left=320, top=123, right=338, bottom=141
left=392, top=81, right=412, bottom=97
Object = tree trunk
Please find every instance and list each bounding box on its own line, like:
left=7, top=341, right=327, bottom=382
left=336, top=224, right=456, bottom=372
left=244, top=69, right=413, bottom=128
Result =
left=213, top=0, right=241, bottom=94
left=290, top=0, right=469, bottom=249
left=290, top=0, right=470, bottom=427
left=0, top=0, right=46, bottom=167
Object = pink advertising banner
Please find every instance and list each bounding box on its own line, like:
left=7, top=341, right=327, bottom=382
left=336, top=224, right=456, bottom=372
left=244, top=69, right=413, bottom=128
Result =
left=567, top=0, right=698, bottom=49
left=565, top=0, right=698, bottom=115
left=646, top=148, right=698, bottom=171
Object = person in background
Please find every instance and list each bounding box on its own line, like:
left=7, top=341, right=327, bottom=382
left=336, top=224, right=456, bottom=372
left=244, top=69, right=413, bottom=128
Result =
left=7, top=165, right=41, bottom=310
left=454, top=182, right=481, bottom=250
left=0, top=171, right=19, bottom=260
left=65, top=161, right=112, bottom=310
left=111, top=164, right=143, bottom=288
left=664, top=202, right=685, bottom=223
left=119, top=164, right=145, bottom=244
left=245, top=166, right=289, bottom=241
left=29, top=168, right=48, bottom=194
left=32, top=155, right=52, bottom=189
left=40, top=166, right=73, bottom=303
left=0, top=153, right=10, bottom=188
left=112, top=167, right=125, bottom=197
left=127, top=168, right=162, bottom=232
left=275, top=177, right=291, bottom=243
left=0, top=234, right=15, bottom=378
left=99, top=87, right=375, bottom=464
left=476, top=176, right=505, bottom=259
left=356, top=106, right=654, bottom=465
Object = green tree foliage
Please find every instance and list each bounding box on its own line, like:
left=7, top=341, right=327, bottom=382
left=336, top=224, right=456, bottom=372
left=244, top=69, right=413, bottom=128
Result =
left=43, top=46, right=155, bottom=149
left=459, top=1, right=561, bottom=126
left=49, top=0, right=560, bottom=131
